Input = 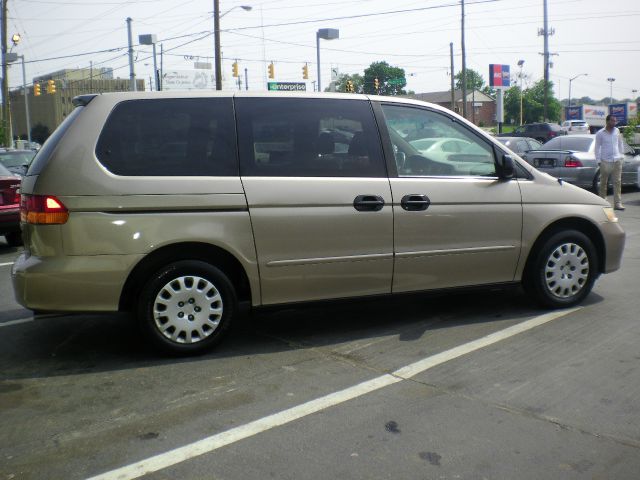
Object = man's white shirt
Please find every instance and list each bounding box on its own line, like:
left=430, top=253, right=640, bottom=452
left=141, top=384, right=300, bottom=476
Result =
left=595, top=127, right=624, bottom=163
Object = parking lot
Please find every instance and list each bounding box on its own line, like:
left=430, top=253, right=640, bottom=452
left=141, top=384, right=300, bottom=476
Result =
left=1, top=190, right=640, bottom=480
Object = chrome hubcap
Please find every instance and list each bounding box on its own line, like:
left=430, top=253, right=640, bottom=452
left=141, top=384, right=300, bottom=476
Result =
left=153, top=275, right=223, bottom=344
left=544, top=242, right=589, bottom=299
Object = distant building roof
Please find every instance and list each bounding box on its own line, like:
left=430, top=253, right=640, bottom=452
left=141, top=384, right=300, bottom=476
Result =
left=409, top=89, right=495, bottom=104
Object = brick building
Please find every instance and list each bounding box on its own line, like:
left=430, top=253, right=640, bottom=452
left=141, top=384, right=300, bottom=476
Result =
left=409, top=89, right=496, bottom=126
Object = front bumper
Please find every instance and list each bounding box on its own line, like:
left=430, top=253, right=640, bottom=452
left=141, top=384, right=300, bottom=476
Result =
left=600, top=220, right=626, bottom=274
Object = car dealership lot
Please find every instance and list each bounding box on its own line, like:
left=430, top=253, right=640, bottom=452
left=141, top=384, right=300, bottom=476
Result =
left=1, top=190, right=640, bottom=480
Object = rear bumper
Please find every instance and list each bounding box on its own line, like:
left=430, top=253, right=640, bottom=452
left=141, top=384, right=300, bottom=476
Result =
left=11, top=252, right=144, bottom=312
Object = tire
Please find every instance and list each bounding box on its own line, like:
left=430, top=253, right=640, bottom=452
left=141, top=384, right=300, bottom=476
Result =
left=4, top=231, right=23, bottom=247
left=524, top=230, right=598, bottom=308
left=137, top=260, right=236, bottom=355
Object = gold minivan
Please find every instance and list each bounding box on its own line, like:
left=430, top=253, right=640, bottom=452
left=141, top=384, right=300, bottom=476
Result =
left=12, top=92, right=625, bottom=354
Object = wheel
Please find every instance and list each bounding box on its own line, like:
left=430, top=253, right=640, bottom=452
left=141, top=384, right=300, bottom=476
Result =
left=4, top=231, right=23, bottom=247
left=137, top=260, right=236, bottom=355
left=524, top=230, right=598, bottom=308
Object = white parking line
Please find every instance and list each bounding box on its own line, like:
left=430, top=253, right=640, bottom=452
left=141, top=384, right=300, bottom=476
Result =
left=86, top=307, right=580, bottom=480
left=0, top=317, right=34, bottom=327
left=0, top=262, right=14, bottom=267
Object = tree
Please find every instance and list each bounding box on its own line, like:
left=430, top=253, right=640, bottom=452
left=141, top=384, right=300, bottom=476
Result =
left=363, top=61, right=406, bottom=95
left=503, top=80, right=562, bottom=124
left=331, top=73, right=364, bottom=94
left=454, top=68, right=485, bottom=91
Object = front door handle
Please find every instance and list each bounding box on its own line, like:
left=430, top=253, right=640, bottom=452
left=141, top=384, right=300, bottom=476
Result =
left=353, top=195, right=385, bottom=212
left=401, top=194, right=430, bottom=211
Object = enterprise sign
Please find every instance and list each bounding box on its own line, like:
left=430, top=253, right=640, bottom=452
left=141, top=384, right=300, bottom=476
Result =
left=268, top=82, right=307, bottom=92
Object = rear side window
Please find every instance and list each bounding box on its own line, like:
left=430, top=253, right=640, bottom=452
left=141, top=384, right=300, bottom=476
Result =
left=96, top=98, right=237, bottom=176
left=235, top=97, right=386, bottom=177
left=28, top=106, right=84, bottom=176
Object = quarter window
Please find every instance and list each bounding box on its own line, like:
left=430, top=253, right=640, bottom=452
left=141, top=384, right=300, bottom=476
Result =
left=236, top=98, right=386, bottom=177
left=95, top=98, right=237, bottom=176
left=380, top=104, right=496, bottom=177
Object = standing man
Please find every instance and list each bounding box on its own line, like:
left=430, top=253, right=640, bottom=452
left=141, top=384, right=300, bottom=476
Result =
left=595, top=114, right=625, bottom=210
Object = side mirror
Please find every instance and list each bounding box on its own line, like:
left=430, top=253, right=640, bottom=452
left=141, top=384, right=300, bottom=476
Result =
left=498, top=154, right=515, bottom=179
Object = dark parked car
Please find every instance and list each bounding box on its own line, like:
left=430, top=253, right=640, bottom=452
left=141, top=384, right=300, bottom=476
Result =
left=0, top=149, right=36, bottom=177
left=0, top=163, right=22, bottom=246
left=495, top=136, right=542, bottom=155
left=498, top=122, right=566, bottom=143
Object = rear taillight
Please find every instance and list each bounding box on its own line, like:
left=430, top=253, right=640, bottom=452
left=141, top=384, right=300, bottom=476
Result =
left=20, top=195, right=69, bottom=224
left=549, top=131, right=557, bottom=138
left=564, top=157, right=583, bottom=168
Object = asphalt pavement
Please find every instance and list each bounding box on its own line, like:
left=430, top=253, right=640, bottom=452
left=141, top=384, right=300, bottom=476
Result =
left=1, top=189, right=639, bottom=480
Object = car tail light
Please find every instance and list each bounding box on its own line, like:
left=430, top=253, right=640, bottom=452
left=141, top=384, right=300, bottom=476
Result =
left=564, top=157, right=583, bottom=168
left=549, top=131, right=557, bottom=138
left=20, top=195, right=69, bottom=224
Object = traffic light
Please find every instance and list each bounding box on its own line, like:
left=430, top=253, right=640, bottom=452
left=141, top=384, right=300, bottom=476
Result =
left=232, top=61, right=239, bottom=77
left=302, top=63, right=308, bottom=79
left=33, top=83, right=41, bottom=96
left=374, top=77, right=379, bottom=92
left=268, top=62, right=275, bottom=79
left=46, top=79, right=56, bottom=94
left=346, top=80, right=354, bottom=93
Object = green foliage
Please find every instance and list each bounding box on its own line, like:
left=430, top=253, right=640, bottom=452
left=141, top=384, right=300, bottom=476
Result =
left=332, top=73, right=364, bottom=94
left=363, top=61, right=406, bottom=95
left=454, top=68, right=485, bottom=91
left=0, top=120, right=7, bottom=147
left=504, top=80, right=562, bottom=124
left=622, top=116, right=639, bottom=145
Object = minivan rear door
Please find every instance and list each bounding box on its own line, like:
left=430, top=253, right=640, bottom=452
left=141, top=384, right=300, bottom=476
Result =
left=235, top=96, right=393, bottom=305
left=374, top=101, right=523, bottom=293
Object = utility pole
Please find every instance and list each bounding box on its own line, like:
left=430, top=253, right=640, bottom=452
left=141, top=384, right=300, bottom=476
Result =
left=127, top=17, right=136, bottom=91
left=539, top=0, right=554, bottom=121
left=214, top=0, right=222, bottom=90
left=1, top=0, right=11, bottom=146
left=450, top=42, right=455, bottom=111
left=244, top=67, right=248, bottom=91
left=460, top=0, right=467, bottom=119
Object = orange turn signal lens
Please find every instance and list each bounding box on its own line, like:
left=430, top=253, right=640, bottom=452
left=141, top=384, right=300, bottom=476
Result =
left=20, top=195, right=69, bottom=224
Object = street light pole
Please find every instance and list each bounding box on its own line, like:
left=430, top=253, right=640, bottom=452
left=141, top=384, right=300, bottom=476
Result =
left=607, top=77, right=615, bottom=105
left=127, top=17, right=136, bottom=91
left=517, top=59, right=524, bottom=125
left=139, top=34, right=159, bottom=91
left=316, top=28, right=339, bottom=93
left=19, top=54, right=30, bottom=144
left=1, top=0, right=11, bottom=146
left=568, top=73, right=587, bottom=107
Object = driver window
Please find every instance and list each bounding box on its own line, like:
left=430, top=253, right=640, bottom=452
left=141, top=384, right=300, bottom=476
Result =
left=380, top=104, right=496, bottom=177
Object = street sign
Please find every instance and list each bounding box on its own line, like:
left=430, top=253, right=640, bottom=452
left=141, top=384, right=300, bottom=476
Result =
left=267, top=82, right=306, bottom=92
left=489, top=64, right=510, bottom=88
left=387, top=78, right=403, bottom=85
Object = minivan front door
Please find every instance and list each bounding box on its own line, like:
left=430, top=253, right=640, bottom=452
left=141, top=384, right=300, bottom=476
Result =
left=235, top=96, right=393, bottom=305
left=376, top=102, right=523, bottom=293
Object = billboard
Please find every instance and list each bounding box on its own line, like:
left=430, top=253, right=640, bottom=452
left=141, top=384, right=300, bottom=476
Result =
left=489, top=64, right=510, bottom=88
left=609, top=103, right=628, bottom=125
left=162, top=70, right=215, bottom=90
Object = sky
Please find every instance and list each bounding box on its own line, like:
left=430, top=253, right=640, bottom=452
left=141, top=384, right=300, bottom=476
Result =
left=6, top=0, right=640, bottom=103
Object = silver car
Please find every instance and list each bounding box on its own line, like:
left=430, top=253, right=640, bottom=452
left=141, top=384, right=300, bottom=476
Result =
left=521, top=134, right=640, bottom=190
